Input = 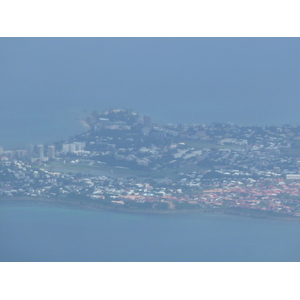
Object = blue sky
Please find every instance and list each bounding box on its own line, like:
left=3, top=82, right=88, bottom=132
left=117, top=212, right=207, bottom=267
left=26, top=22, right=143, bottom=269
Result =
left=1, top=38, right=300, bottom=147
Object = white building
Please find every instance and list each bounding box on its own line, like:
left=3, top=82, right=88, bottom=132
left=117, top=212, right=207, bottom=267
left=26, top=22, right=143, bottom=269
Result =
left=48, top=145, right=55, bottom=158
left=286, top=174, right=300, bottom=180
left=37, top=145, right=44, bottom=160
left=62, top=142, right=85, bottom=153
left=73, top=142, right=85, bottom=151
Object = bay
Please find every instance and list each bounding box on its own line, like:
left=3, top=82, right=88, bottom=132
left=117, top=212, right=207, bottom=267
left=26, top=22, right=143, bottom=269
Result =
left=1, top=201, right=300, bottom=262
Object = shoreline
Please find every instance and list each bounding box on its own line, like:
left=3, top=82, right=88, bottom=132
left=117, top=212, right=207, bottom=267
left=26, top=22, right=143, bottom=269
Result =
left=1, top=196, right=300, bottom=223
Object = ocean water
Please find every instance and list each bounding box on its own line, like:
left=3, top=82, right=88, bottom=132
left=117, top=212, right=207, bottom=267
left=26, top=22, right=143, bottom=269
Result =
left=2, top=38, right=300, bottom=149
left=1, top=201, right=300, bottom=262
left=0, top=108, right=86, bottom=149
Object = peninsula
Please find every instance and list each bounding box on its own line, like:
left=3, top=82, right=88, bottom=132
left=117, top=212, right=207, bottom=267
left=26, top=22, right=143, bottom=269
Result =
left=1, top=109, right=300, bottom=220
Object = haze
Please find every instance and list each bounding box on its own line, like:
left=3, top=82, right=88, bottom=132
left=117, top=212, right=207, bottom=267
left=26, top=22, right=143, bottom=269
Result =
left=1, top=38, right=299, bottom=148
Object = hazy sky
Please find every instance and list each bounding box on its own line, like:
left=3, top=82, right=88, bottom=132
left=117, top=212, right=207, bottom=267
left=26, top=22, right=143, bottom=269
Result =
left=1, top=38, right=300, bottom=147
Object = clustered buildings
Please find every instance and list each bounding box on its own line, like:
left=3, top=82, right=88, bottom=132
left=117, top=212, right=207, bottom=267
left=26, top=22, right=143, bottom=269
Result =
left=0, top=159, right=300, bottom=217
left=1, top=141, right=86, bottom=162
left=1, top=109, right=300, bottom=218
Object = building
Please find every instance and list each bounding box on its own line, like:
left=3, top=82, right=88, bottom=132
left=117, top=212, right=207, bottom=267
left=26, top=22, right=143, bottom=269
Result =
left=141, top=127, right=151, bottom=136
left=62, top=142, right=85, bottom=153
left=151, top=132, right=166, bottom=139
left=137, top=158, right=150, bottom=166
left=48, top=145, right=55, bottom=158
left=68, top=144, right=76, bottom=152
left=27, top=144, right=34, bottom=158
left=3, top=151, right=13, bottom=159
left=62, top=143, right=75, bottom=153
left=286, top=174, right=300, bottom=180
left=73, top=142, right=85, bottom=151
left=62, top=143, right=69, bottom=153
left=143, top=115, right=152, bottom=127
left=37, top=144, right=44, bottom=160
left=0, top=146, right=3, bottom=155
left=15, top=150, right=27, bottom=158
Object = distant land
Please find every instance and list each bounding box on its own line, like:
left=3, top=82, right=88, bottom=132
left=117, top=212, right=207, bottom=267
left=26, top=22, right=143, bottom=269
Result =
left=1, top=108, right=300, bottom=220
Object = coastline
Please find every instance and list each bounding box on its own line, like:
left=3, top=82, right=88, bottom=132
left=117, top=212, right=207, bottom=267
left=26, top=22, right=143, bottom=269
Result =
left=1, top=196, right=300, bottom=223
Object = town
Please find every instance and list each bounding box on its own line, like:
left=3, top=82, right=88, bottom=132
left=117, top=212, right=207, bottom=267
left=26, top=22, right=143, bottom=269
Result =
left=1, top=109, right=300, bottom=218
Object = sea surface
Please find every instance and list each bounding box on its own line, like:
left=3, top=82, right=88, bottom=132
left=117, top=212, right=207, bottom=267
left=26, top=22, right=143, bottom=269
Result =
left=1, top=201, right=300, bottom=262
left=2, top=38, right=300, bottom=149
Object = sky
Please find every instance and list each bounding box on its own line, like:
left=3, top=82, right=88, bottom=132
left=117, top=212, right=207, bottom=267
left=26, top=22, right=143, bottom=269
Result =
left=1, top=38, right=300, bottom=148
left=1, top=35, right=299, bottom=295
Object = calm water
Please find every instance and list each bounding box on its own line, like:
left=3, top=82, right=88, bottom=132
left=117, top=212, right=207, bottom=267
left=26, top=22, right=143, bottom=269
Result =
left=1, top=201, right=300, bottom=262
left=2, top=38, right=300, bottom=149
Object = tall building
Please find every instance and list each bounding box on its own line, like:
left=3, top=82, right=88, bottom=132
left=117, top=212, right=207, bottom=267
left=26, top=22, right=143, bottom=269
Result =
left=73, top=142, right=85, bottom=151
left=15, top=150, right=27, bottom=158
left=27, top=144, right=34, bottom=158
left=62, top=143, right=76, bottom=153
left=62, top=142, right=85, bottom=153
left=48, top=145, right=55, bottom=158
left=62, top=143, right=70, bottom=153
left=69, top=144, right=76, bottom=152
left=37, top=144, right=44, bottom=160
left=143, top=115, right=152, bottom=127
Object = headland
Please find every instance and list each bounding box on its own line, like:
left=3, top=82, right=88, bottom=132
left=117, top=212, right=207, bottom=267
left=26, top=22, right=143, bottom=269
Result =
left=1, top=109, right=300, bottom=221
